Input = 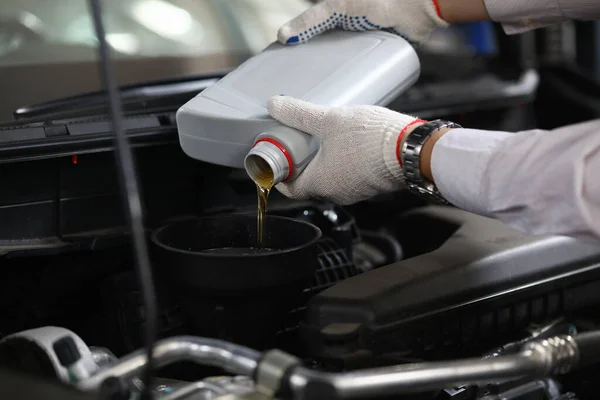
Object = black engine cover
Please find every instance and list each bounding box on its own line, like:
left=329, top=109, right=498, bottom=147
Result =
left=303, top=206, right=600, bottom=368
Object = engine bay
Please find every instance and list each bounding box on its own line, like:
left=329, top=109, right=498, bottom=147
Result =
left=3, top=198, right=600, bottom=399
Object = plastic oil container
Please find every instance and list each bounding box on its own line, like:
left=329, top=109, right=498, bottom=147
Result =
left=176, top=30, right=420, bottom=185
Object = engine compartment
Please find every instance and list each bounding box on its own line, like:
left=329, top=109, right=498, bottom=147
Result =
left=2, top=29, right=600, bottom=397
left=2, top=130, right=600, bottom=399
left=3, top=195, right=600, bottom=399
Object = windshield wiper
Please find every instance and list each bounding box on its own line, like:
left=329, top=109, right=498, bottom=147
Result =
left=13, top=73, right=227, bottom=120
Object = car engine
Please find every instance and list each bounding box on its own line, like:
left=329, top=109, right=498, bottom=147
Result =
left=2, top=202, right=600, bottom=400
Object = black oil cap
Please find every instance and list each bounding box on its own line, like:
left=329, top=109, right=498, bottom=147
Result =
left=53, top=336, right=81, bottom=367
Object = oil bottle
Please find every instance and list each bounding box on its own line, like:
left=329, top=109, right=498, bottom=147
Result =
left=176, top=30, right=421, bottom=186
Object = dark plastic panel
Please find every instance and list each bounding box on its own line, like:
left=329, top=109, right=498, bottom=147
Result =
left=304, top=207, right=600, bottom=368
left=0, top=127, right=46, bottom=142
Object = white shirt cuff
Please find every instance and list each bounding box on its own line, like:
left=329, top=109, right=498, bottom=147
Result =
left=484, top=0, right=563, bottom=21
left=484, top=0, right=565, bottom=34
left=430, top=128, right=514, bottom=215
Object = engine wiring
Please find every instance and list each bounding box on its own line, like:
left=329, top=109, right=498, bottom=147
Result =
left=87, top=0, right=158, bottom=398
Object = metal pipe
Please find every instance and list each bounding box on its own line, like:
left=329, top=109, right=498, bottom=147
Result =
left=337, top=353, right=544, bottom=398
left=79, top=334, right=581, bottom=399
left=159, top=381, right=228, bottom=400
left=78, top=336, right=261, bottom=391
left=287, top=336, right=580, bottom=399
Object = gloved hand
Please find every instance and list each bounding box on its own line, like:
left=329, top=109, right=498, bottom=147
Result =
left=277, top=0, right=448, bottom=46
left=267, top=95, right=425, bottom=205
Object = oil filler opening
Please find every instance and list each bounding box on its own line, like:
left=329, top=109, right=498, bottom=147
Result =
left=245, top=141, right=290, bottom=186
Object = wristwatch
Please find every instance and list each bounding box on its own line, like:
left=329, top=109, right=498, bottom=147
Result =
left=401, top=119, right=461, bottom=204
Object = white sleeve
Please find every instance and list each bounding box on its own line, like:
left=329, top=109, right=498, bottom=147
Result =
left=431, top=120, right=600, bottom=241
left=484, top=0, right=600, bottom=34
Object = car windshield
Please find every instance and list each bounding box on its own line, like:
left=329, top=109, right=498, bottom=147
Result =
left=0, top=0, right=312, bottom=122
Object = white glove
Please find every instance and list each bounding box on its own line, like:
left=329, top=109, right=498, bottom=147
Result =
left=277, top=0, right=448, bottom=46
left=267, top=95, right=425, bottom=205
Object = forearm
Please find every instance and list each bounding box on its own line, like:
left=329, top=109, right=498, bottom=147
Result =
left=406, top=120, right=600, bottom=241
left=437, top=0, right=600, bottom=32
left=436, top=0, right=490, bottom=23
left=485, top=0, right=600, bottom=34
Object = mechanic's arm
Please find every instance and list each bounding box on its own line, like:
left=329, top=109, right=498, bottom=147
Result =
left=267, top=96, right=600, bottom=241
left=416, top=120, right=600, bottom=241
left=277, top=0, right=600, bottom=46
left=481, top=0, right=600, bottom=34
left=440, top=0, right=600, bottom=26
